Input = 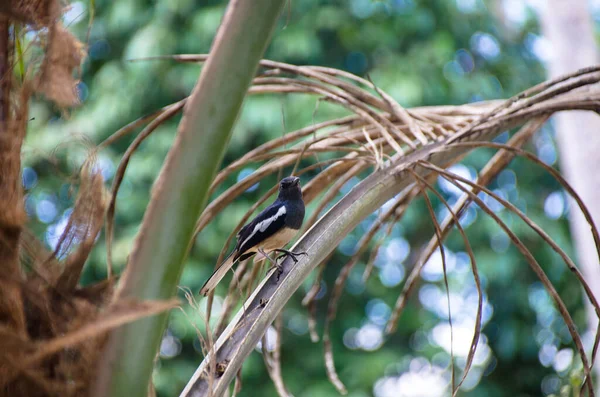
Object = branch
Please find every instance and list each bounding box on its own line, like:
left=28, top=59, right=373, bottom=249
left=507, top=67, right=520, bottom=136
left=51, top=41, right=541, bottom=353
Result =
left=90, top=0, right=287, bottom=396
left=179, top=120, right=514, bottom=396
left=180, top=65, right=600, bottom=395
left=181, top=156, right=415, bottom=397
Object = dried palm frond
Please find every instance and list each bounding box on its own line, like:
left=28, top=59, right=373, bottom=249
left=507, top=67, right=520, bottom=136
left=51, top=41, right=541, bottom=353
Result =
left=99, top=56, right=600, bottom=397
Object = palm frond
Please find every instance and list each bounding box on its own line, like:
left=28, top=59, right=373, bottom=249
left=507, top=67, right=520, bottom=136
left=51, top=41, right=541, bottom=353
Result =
left=167, top=64, right=600, bottom=396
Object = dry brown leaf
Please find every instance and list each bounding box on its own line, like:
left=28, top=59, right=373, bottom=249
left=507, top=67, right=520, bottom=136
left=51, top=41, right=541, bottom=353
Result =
left=55, top=166, right=108, bottom=292
left=0, top=0, right=56, bottom=26
left=22, top=298, right=179, bottom=368
left=36, top=23, right=85, bottom=108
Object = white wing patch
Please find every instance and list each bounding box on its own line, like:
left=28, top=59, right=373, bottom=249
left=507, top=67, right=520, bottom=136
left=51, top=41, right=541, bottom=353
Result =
left=257, top=206, right=286, bottom=232
left=239, top=205, right=286, bottom=250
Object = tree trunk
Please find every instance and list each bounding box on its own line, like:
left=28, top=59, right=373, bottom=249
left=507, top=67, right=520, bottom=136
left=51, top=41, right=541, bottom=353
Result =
left=538, top=0, right=600, bottom=386
left=0, top=16, right=26, bottom=334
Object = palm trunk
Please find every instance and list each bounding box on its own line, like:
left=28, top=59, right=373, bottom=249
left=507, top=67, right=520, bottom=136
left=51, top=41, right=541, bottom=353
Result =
left=0, top=15, right=26, bottom=335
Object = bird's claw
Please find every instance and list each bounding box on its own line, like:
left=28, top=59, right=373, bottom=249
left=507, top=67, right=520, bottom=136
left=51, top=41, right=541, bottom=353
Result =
left=275, top=261, right=284, bottom=281
left=274, top=249, right=308, bottom=264
left=266, top=249, right=308, bottom=282
left=265, top=259, right=285, bottom=281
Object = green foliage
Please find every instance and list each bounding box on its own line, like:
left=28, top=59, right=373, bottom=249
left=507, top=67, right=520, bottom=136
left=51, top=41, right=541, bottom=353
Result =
left=24, top=0, right=586, bottom=396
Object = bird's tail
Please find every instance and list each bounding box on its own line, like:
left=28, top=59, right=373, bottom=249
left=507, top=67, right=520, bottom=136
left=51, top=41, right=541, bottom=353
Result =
left=199, top=253, right=236, bottom=296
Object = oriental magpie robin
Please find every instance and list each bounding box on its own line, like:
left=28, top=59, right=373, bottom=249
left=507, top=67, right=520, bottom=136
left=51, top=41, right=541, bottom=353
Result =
left=199, top=176, right=306, bottom=296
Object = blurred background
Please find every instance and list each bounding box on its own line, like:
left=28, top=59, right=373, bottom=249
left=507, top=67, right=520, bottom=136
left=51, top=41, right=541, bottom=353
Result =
left=22, top=0, right=600, bottom=396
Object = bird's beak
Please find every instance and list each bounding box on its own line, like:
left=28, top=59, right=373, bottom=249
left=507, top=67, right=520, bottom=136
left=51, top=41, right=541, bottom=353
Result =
left=293, top=176, right=300, bottom=185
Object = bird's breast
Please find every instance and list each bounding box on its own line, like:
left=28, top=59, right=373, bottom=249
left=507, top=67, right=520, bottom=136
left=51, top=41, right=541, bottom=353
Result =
left=259, top=227, right=298, bottom=251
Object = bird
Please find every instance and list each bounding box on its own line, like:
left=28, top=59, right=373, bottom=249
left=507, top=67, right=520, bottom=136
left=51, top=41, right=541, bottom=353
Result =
left=199, top=176, right=306, bottom=296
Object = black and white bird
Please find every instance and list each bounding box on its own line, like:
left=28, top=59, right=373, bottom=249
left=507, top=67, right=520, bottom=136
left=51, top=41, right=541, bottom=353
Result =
left=199, top=176, right=306, bottom=296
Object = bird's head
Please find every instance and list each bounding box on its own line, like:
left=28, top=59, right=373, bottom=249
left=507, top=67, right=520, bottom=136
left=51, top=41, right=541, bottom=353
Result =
left=278, top=176, right=302, bottom=200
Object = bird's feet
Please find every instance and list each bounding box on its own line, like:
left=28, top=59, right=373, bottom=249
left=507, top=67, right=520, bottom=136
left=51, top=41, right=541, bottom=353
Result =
left=274, top=248, right=308, bottom=264
left=259, top=248, right=308, bottom=282
left=274, top=249, right=308, bottom=279
left=258, top=248, right=284, bottom=281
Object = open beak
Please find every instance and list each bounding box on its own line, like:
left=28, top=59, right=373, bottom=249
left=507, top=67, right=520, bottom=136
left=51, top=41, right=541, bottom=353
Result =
left=293, top=176, right=300, bottom=185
